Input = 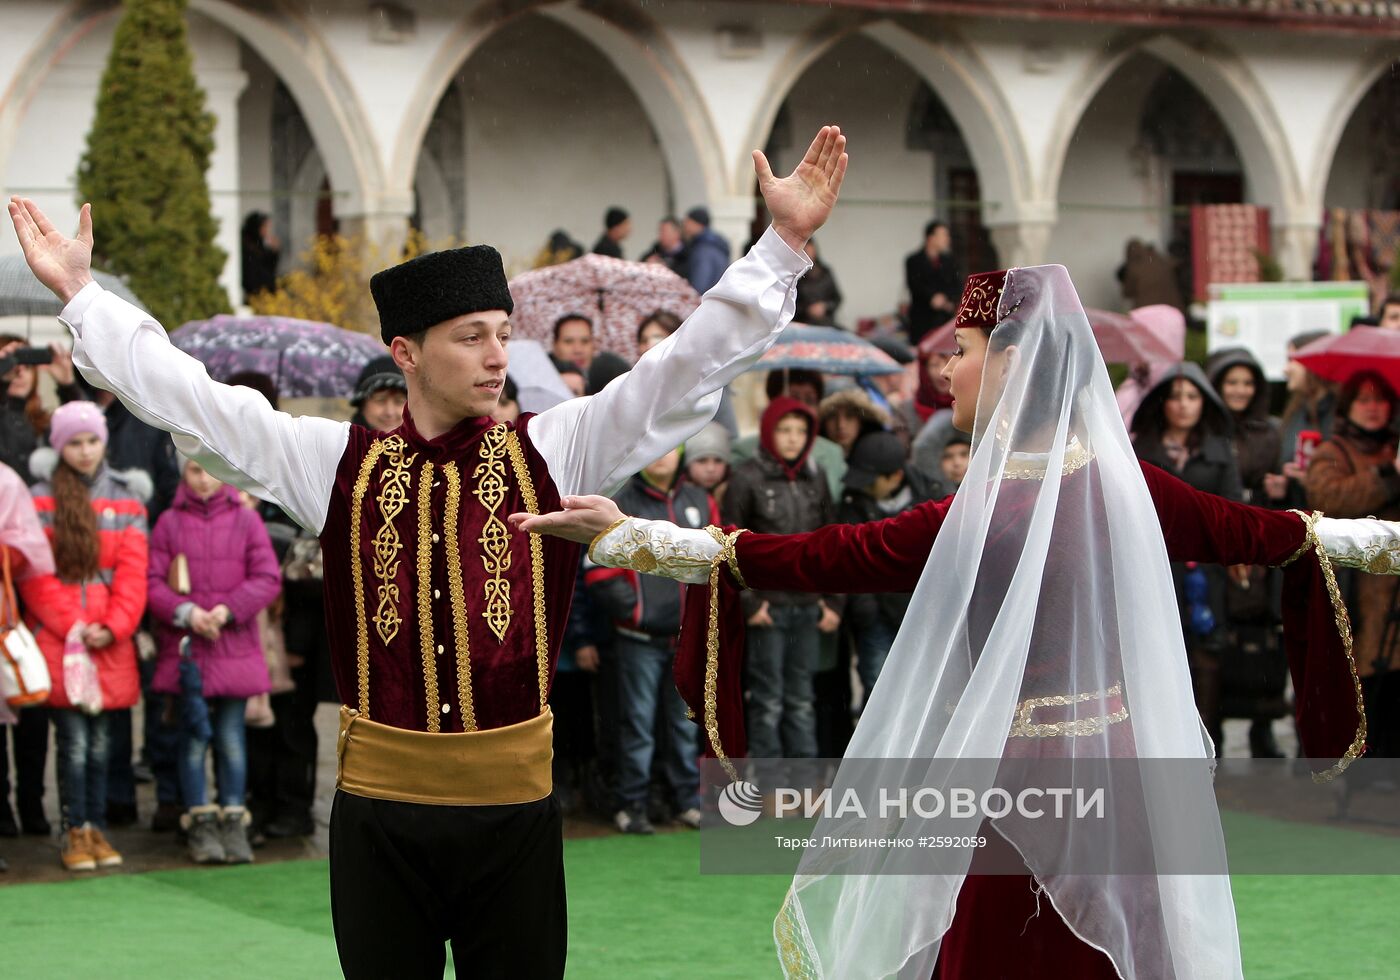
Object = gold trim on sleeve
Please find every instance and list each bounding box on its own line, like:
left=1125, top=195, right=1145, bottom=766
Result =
left=1284, top=509, right=1368, bottom=783
left=350, top=439, right=391, bottom=717
left=442, top=463, right=477, bottom=731
left=587, top=518, right=629, bottom=564
left=475, top=424, right=514, bottom=642
left=507, top=431, right=551, bottom=711
left=371, top=437, right=417, bottom=647
left=415, top=462, right=440, bottom=733
left=701, top=525, right=747, bottom=782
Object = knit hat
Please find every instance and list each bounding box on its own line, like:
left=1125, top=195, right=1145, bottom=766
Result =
left=48, top=401, right=107, bottom=451
left=605, top=207, right=629, bottom=230
left=842, top=431, right=907, bottom=489
left=685, top=422, right=731, bottom=464
left=350, top=354, right=406, bottom=407
left=370, top=246, right=514, bottom=345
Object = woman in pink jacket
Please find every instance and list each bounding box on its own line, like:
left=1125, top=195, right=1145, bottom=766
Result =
left=147, top=456, right=280, bottom=865
left=20, top=401, right=149, bottom=871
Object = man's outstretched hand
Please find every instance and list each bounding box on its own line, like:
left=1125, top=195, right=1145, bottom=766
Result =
left=9, top=197, right=95, bottom=305
left=508, top=495, right=625, bottom=545
left=756, top=125, right=848, bottom=254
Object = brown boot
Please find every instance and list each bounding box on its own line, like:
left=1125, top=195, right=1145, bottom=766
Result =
left=87, top=825, right=123, bottom=868
left=61, top=827, right=96, bottom=872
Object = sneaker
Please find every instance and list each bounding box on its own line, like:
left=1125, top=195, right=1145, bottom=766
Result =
left=675, top=807, right=704, bottom=830
left=87, top=826, right=123, bottom=868
left=61, top=827, right=96, bottom=871
left=183, top=806, right=225, bottom=865
left=219, top=807, right=254, bottom=865
left=613, top=806, right=654, bottom=836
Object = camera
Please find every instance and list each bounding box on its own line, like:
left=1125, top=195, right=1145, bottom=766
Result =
left=0, top=346, right=54, bottom=377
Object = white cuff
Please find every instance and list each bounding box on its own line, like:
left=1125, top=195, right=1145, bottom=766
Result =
left=58, top=281, right=104, bottom=337
left=588, top=518, right=721, bottom=585
left=1315, top=516, right=1400, bottom=574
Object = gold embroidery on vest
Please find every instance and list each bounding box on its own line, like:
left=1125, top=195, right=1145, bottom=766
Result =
left=442, top=463, right=476, bottom=731
left=372, top=437, right=417, bottom=646
left=415, top=462, right=440, bottom=732
left=475, top=424, right=513, bottom=642
left=350, top=440, right=391, bottom=717
left=507, top=432, right=550, bottom=711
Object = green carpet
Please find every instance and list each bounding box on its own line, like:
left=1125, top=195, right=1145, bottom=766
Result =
left=2, top=827, right=1397, bottom=978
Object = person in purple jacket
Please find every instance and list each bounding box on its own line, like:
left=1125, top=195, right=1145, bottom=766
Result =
left=147, top=453, right=281, bottom=864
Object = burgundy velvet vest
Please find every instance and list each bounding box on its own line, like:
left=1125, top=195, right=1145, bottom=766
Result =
left=320, top=409, right=582, bottom=733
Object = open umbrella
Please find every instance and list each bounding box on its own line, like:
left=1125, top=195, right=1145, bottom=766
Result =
left=750, top=324, right=904, bottom=377
left=170, top=314, right=388, bottom=399
left=509, top=255, right=700, bottom=362
left=0, top=255, right=145, bottom=316
left=1292, top=326, right=1400, bottom=390
left=1085, top=305, right=1184, bottom=365
left=505, top=339, right=573, bottom=415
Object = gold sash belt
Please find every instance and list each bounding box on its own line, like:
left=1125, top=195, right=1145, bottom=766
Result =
left=336, top=705, right=554, bottom=805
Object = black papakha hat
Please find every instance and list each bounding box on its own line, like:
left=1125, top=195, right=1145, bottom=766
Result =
left=369, top=245, right=514, bottom=345
left=350, top=354, right=406, bottom=407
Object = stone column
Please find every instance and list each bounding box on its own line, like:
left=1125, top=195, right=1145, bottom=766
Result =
left=986, top=220, right=1055, bottom=269
left=1272, top=208, right=1323, bottom=282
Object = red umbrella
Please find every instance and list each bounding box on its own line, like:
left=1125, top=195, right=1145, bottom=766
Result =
left=1292, top=326, right=1400, bottom=390
left=508, top=255, right=700, bottom=362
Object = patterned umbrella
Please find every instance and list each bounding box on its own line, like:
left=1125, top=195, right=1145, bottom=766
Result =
left=170, top=314, right=388, bottom=399
left=0, top=254, right=145, bottom=316
left=508, top=255, right=700, bottom=362
left=751, top=323, right=904, bottom=377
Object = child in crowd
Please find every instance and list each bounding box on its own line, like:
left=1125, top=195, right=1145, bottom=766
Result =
left=20, top=402, right=149, bottom=871
left=147, top=455, right=281, bottom=865
left=684, top=422, right=732, bottom=502
left=722, top=398, right=839, bottom=759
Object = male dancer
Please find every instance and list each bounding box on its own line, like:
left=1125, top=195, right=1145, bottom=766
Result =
left=9, top=124, right=846, bottom=978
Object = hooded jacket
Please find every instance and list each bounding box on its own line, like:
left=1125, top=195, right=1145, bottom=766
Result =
left=1206, top=348, right=1283, bottom=505
left=1132, top=363, right=1243, bottom=503
left=18, top=452, right=151, bottom=711
left=722, top=398, right=835, bottom=613
left=148, top=483, right=282, bottom=699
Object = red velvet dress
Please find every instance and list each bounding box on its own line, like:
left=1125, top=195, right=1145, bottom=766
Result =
left=676, top=459, right=1364, bottom=977
left=319, top=410, right=582, bottom=733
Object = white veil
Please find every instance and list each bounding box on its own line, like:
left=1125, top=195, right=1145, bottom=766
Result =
left=774, top=265, right=1241, bottom=979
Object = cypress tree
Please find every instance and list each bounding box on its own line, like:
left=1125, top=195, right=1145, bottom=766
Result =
left=78, top=0, right=231, bottom=328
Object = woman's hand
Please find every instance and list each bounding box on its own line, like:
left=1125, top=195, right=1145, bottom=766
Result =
left=83, top=624, right=114, bottom=649
left=508, top=495, right=625, bottom=545
left=747, top=601, right=773, bottom=628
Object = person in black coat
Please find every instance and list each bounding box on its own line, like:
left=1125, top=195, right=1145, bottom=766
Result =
left=904, top=220, right=961, bottom=343
left=592, top=207, right=631, bottom=259
left=1133, top=363, right=1244, bottom=755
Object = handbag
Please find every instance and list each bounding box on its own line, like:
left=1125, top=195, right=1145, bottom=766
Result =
left=0, top=546, right=50, bottom=708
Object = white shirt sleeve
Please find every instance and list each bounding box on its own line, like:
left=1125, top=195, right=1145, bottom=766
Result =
left=1315, top=516, right=1400, bottom=574
left=527, top=225, right=811, bottom=497
left=60, top=282, right=349, bottom=533
left=588, top=517, right=721, bottom=585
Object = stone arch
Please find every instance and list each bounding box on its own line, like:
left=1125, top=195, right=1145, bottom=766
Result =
left=1312, top=52, right=1400, bottom=207
left=739, top=15, right=1029, bottom=222
left=0, top=0, right=380, bottom=215
left=1044, top=32, right=1298, bottom=211
left=391, top=0, right=723, bottom=208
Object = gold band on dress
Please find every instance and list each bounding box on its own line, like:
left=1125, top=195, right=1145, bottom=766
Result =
left=703, top=525, right=747, bottom=782
left=1282, top=509, right=1368, bottom=783
left=336, top=705, right=553, bottom=806
left=1008, top=682, right=1129, bottom=738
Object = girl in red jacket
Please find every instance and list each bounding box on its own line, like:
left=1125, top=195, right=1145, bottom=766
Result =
left=20, top=401, right=149, bottom=872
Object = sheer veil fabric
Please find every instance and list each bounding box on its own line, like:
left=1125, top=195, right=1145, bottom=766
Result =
left=775, top=266, right=1241, bottom=979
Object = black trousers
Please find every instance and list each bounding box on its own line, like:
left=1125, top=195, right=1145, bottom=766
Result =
left=329, top=790, right=566, bottom=979
left=246, top=666, right=319, bottom=825
left=0, top=705, right=48, bottom=819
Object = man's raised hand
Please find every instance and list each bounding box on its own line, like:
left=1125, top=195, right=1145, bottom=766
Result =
left=8, top=197, right=95, bottom=305
left=755, top=125, right=848, bottom=254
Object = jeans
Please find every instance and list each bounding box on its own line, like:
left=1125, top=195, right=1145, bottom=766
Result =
left=53, top=709, right=112, bottom=829
left=179, top=697, right=248, bottom=808
left=613, top=636, right=699, bottom=812
left=854, top=618, right=897, bottom=710
left=745, top=604, right=820, bottom=759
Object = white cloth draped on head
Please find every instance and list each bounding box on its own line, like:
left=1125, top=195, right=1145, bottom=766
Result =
left=776, top=265, right=1241, bottom=979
